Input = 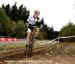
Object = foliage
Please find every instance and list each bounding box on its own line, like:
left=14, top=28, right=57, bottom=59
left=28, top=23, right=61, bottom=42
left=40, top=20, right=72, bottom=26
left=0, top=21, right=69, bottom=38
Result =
left=59, top=22, right=75, bottom=41
left=0, top=8, right=11, bottom=36
left=60, top=22, right=75, bottom=36
left=2, top=3, right=30, bottom=22
left=0, top=3, right=59, bottom=39
left=16, top=20, right=27, bottom=38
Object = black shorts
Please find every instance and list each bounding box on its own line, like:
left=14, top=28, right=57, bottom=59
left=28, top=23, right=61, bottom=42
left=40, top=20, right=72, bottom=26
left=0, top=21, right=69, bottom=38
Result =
left=26, top=22, right=40, bottom=32
left=26, top=22, right=35, bottom=32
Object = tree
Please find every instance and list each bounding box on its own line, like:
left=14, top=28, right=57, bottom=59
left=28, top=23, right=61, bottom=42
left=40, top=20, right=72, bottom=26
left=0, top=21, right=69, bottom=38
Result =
left=46, top=26, right=55, bottom=39
left=21, top=7, right=30, bottom=22
left=17, top=5, right=23, bottom=20
left=7, top=21, right=17, bottom=37
left=2, top=3, right=30, bottom=22
left=60, top=22, right=75, bottom=36
left=0, top=9, right=11, bottom=36
left=1, top=4, right=5, bottom=10
left=10, top=2, right=18, bottom=21
left=59, top=22, right=75, bottom=41
left=40, top=18, right=44, bottom=25
left=4, top=4, right=10, bottom=17
left=0, top=22, right=3, bottom=36
left=54, top=31, right=59, bottom=38
left=0, top=3, right=29, bottom=38
left=16, top=20, right=27, bottom=38
left=43, top=24, right=48, bottom=39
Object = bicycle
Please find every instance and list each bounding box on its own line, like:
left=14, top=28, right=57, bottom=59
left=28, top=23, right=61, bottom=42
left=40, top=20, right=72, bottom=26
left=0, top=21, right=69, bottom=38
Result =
left=26, top=26, right=36, bottom=57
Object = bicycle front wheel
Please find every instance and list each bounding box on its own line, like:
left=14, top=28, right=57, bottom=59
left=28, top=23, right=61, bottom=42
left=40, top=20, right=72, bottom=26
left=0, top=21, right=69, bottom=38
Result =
left=27, top=43, right=33, bottom=57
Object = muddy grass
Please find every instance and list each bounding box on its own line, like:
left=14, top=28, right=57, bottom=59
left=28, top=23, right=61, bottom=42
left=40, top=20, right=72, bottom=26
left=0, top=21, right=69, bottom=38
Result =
left=1, top=42, right=75, bottom=64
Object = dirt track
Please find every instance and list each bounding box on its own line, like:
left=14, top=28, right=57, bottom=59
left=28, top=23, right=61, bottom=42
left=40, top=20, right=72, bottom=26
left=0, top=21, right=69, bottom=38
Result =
left=0, top=42, right=75, bottom=64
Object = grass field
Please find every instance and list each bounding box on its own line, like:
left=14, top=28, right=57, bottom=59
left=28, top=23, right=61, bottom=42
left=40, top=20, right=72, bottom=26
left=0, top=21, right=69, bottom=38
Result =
left=0, top=40, right=57, bottom=51
left=0, top=41, right=26, bottom=50
left=0, top=41, right=75, bottom=64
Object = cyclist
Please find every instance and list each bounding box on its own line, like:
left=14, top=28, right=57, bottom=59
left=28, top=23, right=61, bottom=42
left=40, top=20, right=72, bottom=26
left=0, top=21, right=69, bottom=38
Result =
left=26, top=10, right=41, bottom=46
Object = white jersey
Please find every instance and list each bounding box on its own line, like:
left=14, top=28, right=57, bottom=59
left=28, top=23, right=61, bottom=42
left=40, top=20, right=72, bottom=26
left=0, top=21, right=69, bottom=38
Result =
left=27, top=16, right=40, bottom=25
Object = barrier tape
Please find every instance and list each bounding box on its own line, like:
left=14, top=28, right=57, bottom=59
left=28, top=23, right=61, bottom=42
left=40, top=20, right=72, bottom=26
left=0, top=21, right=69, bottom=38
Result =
left=0, top=38, right=18, bottom=42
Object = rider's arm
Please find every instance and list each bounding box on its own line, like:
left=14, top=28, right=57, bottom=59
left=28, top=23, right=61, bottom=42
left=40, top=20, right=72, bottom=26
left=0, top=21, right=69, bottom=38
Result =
left=35, top=18, right=43, bottom=29
left=26, top=16, right=32, bottom=27
left=27, top=16, right=31, bottom=22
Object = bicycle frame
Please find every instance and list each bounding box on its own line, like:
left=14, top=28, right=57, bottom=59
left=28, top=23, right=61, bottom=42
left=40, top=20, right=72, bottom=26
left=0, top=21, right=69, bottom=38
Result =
left=27, top=27, right=36, bottom=57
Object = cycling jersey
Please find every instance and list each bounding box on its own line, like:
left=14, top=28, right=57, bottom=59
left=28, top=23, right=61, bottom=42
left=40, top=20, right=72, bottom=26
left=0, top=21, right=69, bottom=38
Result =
left=26, top=16, right=41, bottom=32
left=27, top=16, right=40, bottom=24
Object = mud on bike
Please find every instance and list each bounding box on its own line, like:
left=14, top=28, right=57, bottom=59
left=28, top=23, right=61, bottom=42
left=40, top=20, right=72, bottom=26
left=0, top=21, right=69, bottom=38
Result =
left=25, top=26, right=37, bottom=57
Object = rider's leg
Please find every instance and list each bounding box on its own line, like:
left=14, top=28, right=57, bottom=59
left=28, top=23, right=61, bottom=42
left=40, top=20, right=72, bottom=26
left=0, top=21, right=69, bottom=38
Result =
left=26, top=28, right=32, bottom=44
left=34, top=27, right=40, bottom=39
left=26, top=32, right=31, bottom=43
